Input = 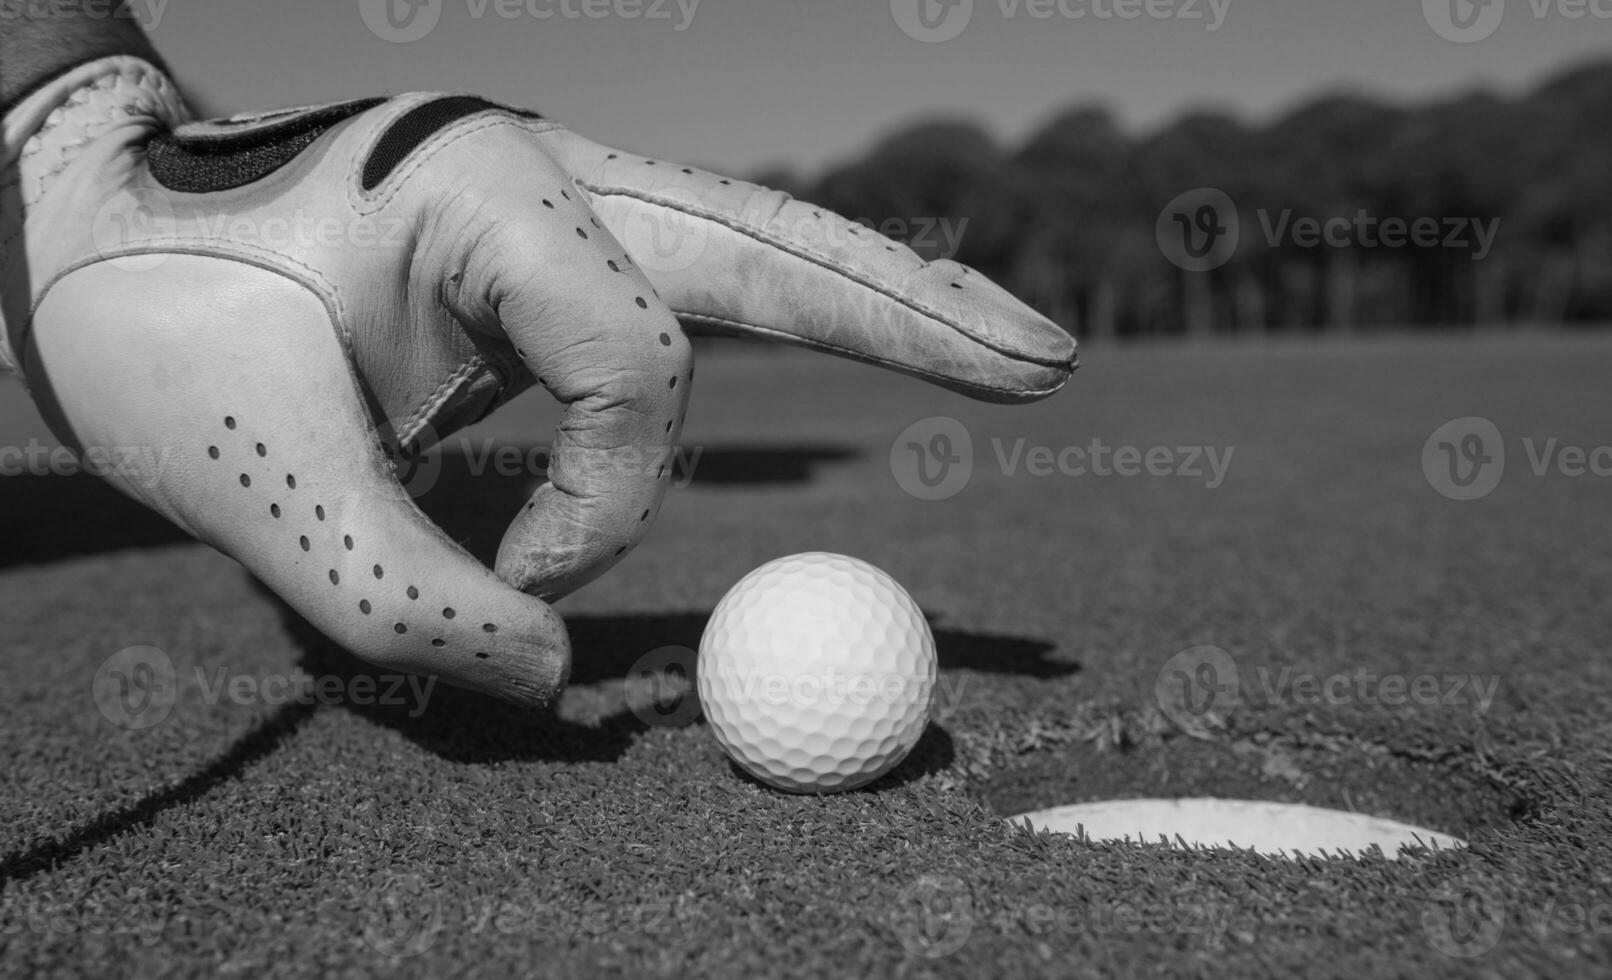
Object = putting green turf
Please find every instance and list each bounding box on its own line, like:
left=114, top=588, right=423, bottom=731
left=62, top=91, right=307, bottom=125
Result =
left=3, top=334, right=1611, bottom=977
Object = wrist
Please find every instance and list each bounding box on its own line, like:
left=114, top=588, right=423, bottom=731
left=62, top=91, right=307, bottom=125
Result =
left=0, top=1, right=168, bottom=110
left=1, top=55, right=188, bottom=375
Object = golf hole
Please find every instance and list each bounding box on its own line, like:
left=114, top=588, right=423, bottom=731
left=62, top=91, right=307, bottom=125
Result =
left=1007, top=798, right=1466, bottom=860
left=979, top=731, right=1524, bottom=860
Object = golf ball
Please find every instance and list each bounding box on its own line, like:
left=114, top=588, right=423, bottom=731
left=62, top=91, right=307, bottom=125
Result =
left=698, top=553, right=937, bottom=793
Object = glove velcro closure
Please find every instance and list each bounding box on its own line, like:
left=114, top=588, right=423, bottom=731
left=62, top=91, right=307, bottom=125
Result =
left=147, top=99, right=386, bottom=193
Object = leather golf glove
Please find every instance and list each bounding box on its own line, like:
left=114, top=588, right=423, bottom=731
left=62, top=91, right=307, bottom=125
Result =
left=0, top=57, right=1076, bottom=706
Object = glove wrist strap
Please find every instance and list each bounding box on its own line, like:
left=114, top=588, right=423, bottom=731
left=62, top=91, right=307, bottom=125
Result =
left=1, top=56, right=188, bottom=374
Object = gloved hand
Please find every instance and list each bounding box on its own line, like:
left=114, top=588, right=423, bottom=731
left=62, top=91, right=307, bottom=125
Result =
left=0, top=57, right=1076, bottom=707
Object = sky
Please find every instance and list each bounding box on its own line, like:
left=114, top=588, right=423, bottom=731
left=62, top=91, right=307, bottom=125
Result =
left=139, top=0, right=1610, bottom=177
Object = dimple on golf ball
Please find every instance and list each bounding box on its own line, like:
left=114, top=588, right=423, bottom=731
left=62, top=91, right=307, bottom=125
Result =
left=697, top=553, right=937, bottom=794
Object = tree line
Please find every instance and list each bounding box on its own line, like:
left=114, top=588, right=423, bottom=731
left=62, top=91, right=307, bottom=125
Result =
left=764, top=61, right=1612, bottom=339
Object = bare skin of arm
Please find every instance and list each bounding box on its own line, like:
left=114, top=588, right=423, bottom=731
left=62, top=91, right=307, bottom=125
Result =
left=0, top=1, right=166, bottom=110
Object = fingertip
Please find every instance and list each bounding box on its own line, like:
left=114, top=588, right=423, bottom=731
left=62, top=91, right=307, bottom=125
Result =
left=471, top=596, right=573, bottom=707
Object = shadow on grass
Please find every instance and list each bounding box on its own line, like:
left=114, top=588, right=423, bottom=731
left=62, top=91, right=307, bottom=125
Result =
left=0, top=474, right=190, bottom=569
left=0, top=701, right=320, bottom=886
left=0, top=608, right=1058, bottom=885
left=561, top=612, right=1075, bottom=685
left=274, top=605, right=1072, bottom=765
left=721, top=723, right=958, bottom=795
left=0, top=445, right=861, bottom=571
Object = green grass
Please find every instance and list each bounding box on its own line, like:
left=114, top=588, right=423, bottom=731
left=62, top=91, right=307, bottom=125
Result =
left=4, top=333, right=1612, bottom=977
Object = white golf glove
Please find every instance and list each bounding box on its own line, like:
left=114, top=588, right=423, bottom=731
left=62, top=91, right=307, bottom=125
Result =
left=0, top=57, right=1076, bottom=706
